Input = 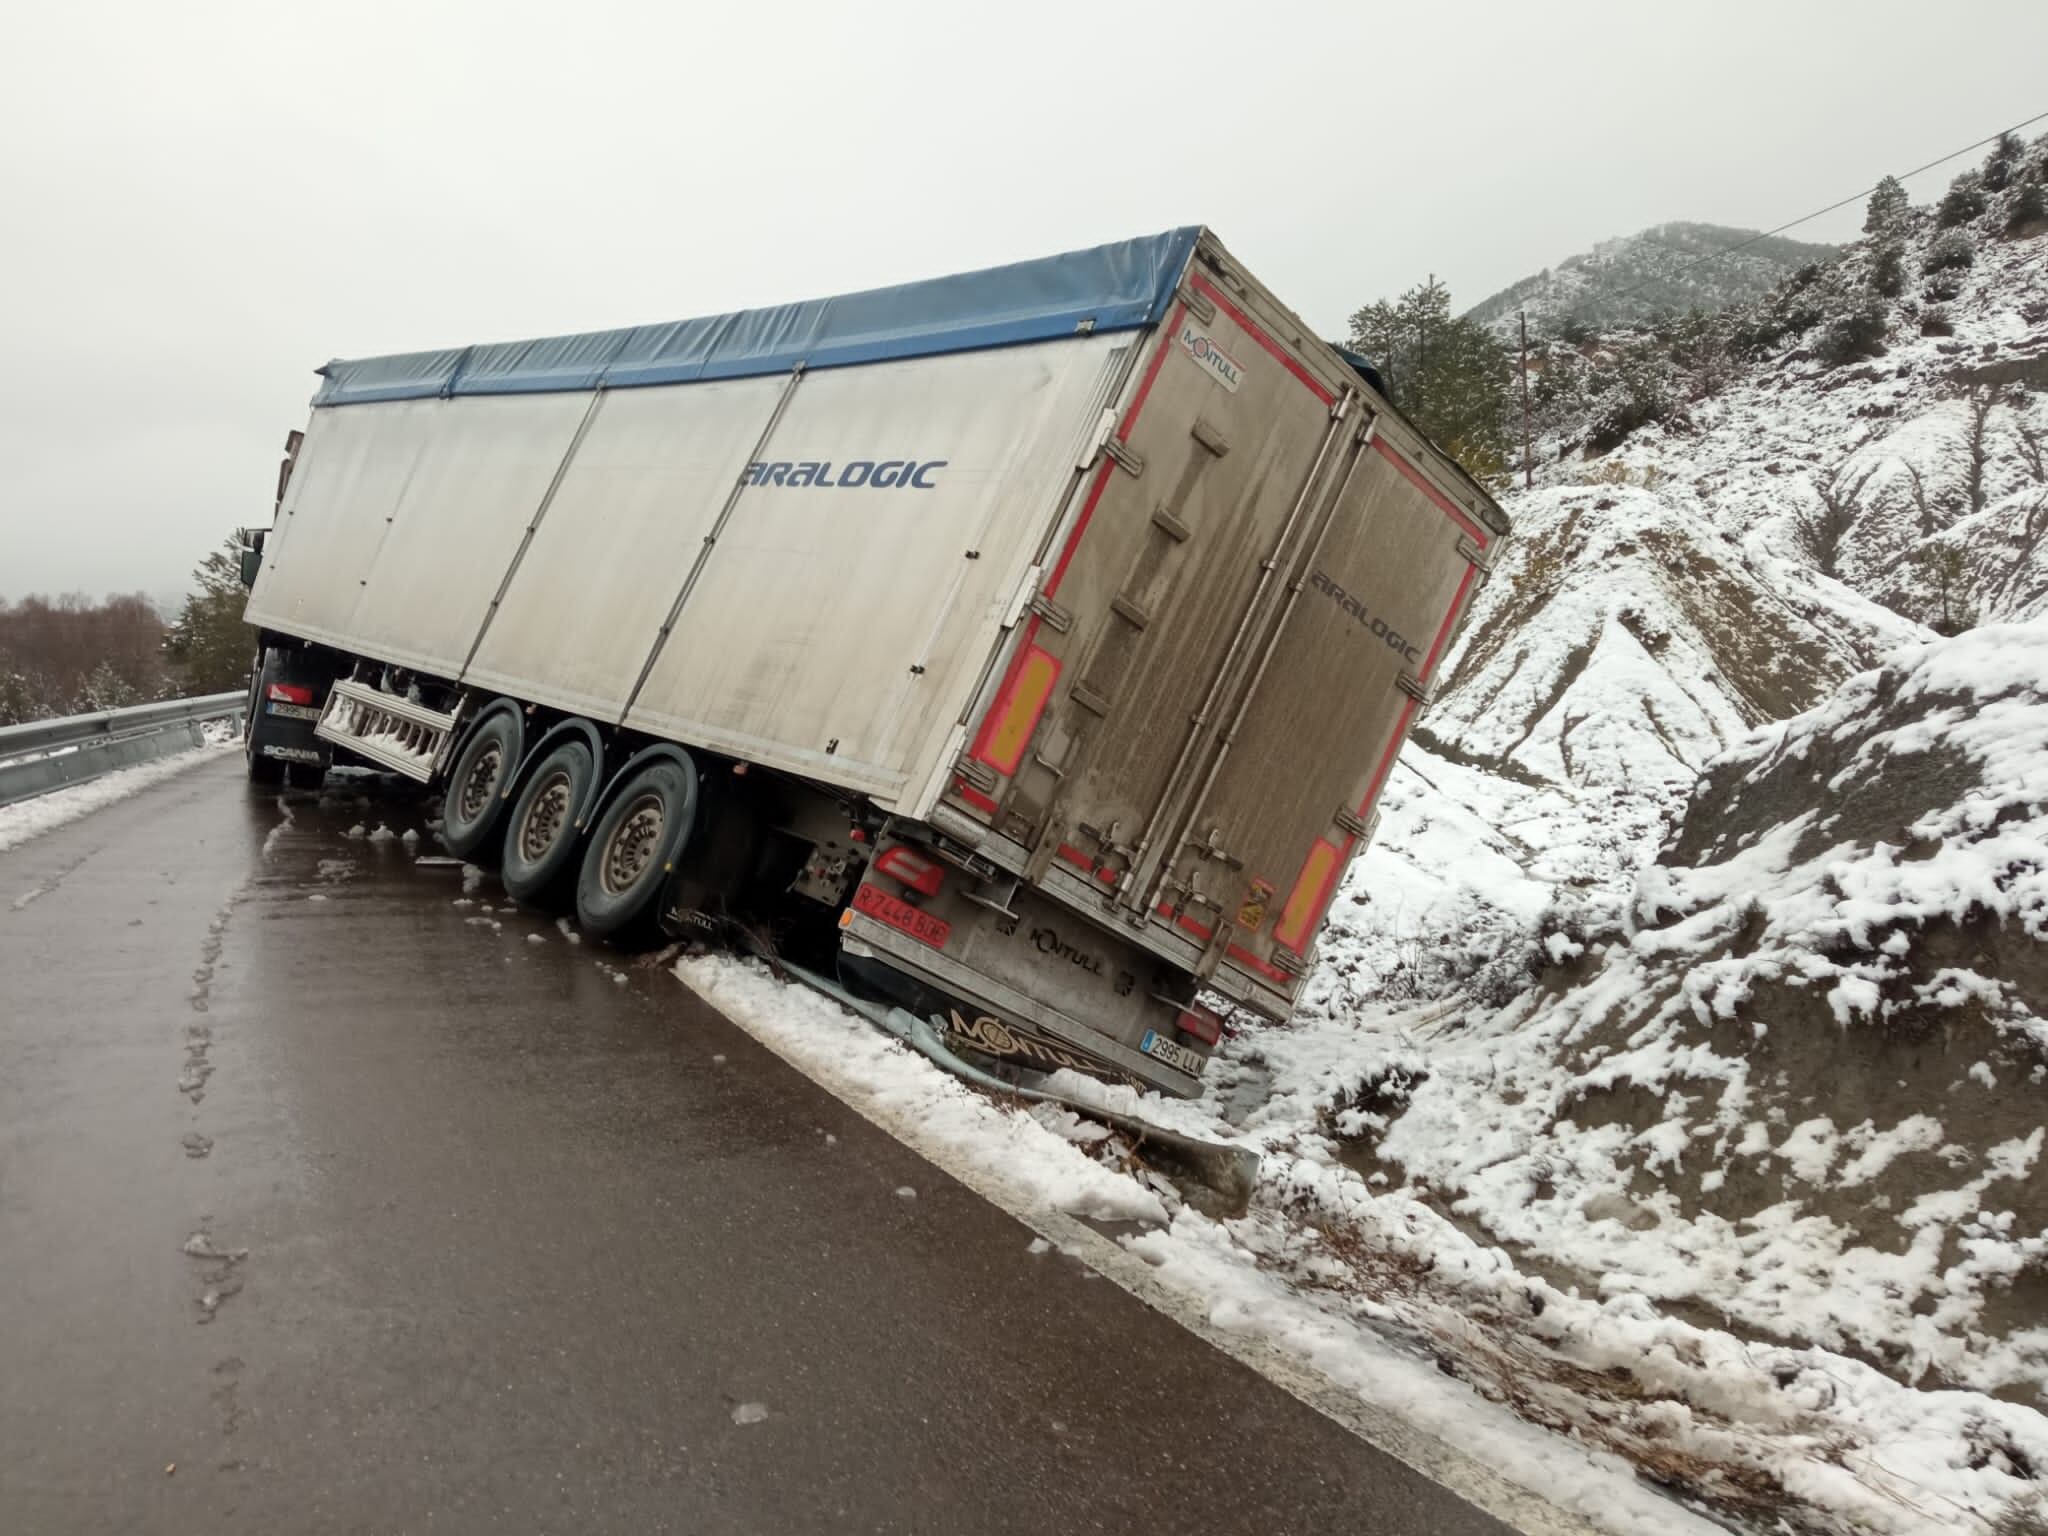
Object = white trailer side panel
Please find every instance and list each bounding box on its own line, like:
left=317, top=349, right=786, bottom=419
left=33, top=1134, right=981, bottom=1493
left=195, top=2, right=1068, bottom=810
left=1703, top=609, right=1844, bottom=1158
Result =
left=247, top=394, right=593, bottom=676
left=622, top=332, right=1132, bottom=806
left=462, top=375, right=790, bottom=720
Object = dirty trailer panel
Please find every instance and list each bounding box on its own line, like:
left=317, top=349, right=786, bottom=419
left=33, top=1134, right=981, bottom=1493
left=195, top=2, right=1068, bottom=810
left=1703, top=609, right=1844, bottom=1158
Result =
left=935, top=251, right=1506, bottom=1019
left=242, top=227, right=1508, bottom=1096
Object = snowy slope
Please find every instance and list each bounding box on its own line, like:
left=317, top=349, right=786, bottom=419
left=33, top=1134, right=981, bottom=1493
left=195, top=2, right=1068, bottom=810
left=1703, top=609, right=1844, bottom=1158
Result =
left=1325, top=484, right=1922, bottom=1007
left=1343, top=627, right=2048, bottom=1397
left=1337, top=161, right=2045, bottom=1008
left=1466, top=222, right=1840, bottom=340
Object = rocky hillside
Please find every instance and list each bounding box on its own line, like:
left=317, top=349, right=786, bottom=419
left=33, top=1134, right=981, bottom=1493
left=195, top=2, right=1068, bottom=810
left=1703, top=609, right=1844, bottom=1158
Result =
left=1333, top=136, right=2048, bottom=1009
left=1211, top=136, right=2048, bottom=1534
left=1466, top=222, right=1840, bottom=340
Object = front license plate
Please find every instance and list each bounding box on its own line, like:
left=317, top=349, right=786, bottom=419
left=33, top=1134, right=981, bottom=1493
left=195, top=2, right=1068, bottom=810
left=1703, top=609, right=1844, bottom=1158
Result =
left=266, top=701, right=320, bottom=721
left=1139, top=1029, right=1206, bottom=1077
left=852, top=883, right=951, bottom=949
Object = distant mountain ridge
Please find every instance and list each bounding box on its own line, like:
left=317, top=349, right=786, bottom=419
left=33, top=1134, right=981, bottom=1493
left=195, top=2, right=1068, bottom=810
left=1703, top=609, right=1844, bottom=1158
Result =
left=1465, top=221, right=1840, bottom=338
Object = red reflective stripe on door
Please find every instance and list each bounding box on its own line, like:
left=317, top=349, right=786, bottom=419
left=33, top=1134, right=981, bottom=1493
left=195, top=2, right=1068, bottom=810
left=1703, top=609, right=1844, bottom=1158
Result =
left=1373, top=437, right=1488, bottom=549
left=1421, top=563, right=1477, bottom=682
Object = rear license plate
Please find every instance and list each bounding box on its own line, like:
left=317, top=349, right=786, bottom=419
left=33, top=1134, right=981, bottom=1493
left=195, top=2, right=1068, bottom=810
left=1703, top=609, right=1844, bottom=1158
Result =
left=266, top=701, right=320, bottom=721
left=852, top=883, right=951, bottom=950
left=1139, top=1029, right=1206, bottom=1077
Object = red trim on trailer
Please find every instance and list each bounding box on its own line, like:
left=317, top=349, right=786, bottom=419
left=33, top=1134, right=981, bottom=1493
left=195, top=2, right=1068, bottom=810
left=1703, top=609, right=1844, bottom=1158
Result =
left=1228, top=942, right=1292, bottom=982
left=1041, top=465, right=1113, bottom=601
left=1040, top=298, right=1184, bottom=603
left=1189, top=274, right=1336, bottom=406
left=1056, top=843, right=1093, bottom=872
left=1357, top=696, right=1418, bottom=821
left=1116, top=299, right=1185, bottom=450
left=1373, top=436, right=1488, bottom=548
left=963, top=297, right=1190, bottom=789
left=954, top=781, right=998, bottom=815
left=1421, top=563, right=1477, bottom=681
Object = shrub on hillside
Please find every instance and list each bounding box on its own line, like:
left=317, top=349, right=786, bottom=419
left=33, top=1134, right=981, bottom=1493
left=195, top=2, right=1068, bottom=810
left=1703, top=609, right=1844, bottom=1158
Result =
left=1938, top=170, right=1989, bottom=228
left=1731, top=264, right=1831, bottom=355
left=1869, top=243, right=1906, bottom=297
left=1923, top=230, right=1975, bottom=274
left=1583, top=342, right=1689, bottom=453
left=1816, top=300, right=1888, bottom=367
left=2008, top=182, right=2048, bottom=237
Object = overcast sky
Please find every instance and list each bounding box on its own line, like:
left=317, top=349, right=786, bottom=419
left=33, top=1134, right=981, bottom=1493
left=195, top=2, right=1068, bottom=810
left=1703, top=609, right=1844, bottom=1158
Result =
left=3, top=0, right=2044, bottom=602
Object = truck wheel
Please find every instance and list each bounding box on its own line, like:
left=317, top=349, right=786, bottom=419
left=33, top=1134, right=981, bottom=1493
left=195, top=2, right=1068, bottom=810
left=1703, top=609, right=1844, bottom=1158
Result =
left=575, top=758, right=697, bottom=939
left=441, top=711, right=520, bottom=858
left=500, top=740, right=595, bottom=905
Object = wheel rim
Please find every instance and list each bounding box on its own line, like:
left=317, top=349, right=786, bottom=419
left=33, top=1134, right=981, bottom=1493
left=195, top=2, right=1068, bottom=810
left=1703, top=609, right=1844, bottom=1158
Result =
left=601, top=793, right=665, bottom=895
left=519, top=770, right=573, bottom=862
left=457, top=741, right=502, bottom=822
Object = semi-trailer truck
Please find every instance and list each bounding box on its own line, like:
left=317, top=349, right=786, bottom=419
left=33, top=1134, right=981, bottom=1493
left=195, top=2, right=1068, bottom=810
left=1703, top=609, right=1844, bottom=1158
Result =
left=239, top=227, right=1509, bottom=1099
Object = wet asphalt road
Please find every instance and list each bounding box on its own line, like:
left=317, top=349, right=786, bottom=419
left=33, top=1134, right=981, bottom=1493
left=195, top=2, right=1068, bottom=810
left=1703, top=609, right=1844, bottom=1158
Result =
left=0, top=754, right=1512, bottom=1535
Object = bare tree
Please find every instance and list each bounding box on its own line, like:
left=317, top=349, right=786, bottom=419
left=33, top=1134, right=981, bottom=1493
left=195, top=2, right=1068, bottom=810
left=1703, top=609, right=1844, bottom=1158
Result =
left=2013, top=411, right=2046, bottom=487
left=1801, top=464, right=1875, bottom=577
left=1901, top=462, right=1939, bottom=537
left=1957, top=382, right=2006, bottom=517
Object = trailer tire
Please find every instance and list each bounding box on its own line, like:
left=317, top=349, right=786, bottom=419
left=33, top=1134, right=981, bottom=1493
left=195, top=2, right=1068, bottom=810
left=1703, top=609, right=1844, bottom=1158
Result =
left=441, top=710, right=521, bottom=859
left=500, top=739, right=595, bottom=905
left=575, top=757, right=697, bottom=939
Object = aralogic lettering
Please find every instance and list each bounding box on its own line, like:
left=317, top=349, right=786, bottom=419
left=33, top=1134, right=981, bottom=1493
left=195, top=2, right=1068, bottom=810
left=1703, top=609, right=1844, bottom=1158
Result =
left=1309, top=569, right=1422, bottom=665
left=743, top=459, right=947, bottom=488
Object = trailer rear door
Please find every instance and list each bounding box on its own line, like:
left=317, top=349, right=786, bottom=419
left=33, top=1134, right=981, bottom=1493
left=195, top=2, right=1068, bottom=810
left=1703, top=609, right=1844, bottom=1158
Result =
left=955, top=267, right=1353, bottom=899
left=1146, top=415, right=1497, bottom=994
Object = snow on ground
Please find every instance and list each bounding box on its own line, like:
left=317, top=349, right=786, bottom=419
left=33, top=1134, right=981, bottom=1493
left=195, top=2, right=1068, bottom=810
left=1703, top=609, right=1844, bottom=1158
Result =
left=1324, top=480, right=1923, bottom=1011
left=669, top=588, right=2048, bottom=1532
left=674, top=952, right=1722, bottom=1536
left=678, top=907, right=2048, bottom=1534
left=0, top=738, right=234, bottom=854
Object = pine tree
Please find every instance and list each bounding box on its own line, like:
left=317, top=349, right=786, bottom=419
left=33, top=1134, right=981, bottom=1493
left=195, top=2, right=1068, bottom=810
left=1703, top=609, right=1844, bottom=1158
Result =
left=1863, top=175, right=1910, bottom=239
left=1984, top=132, right=2023, bottom=193
left=1670, top=310, right=1736, bottom=400
left=1346, top=279, right=1510, bottom=479
left=1869, top=243, right=1906, bottom=297
left=165, top=538, right=256, bottom=694
left=75, top=659, right=141, bottom=712
left=1938, top=171, right=1988, bottom=229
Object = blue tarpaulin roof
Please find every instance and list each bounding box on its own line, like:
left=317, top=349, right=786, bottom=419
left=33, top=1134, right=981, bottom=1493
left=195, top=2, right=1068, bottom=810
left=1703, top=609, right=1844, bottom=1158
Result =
left=313, top=228, right=1205, bottom=407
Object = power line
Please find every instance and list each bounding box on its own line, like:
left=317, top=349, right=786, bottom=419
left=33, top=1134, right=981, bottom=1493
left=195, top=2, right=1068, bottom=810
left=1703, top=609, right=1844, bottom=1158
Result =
left=1591, top=108, right=2048, bottom=308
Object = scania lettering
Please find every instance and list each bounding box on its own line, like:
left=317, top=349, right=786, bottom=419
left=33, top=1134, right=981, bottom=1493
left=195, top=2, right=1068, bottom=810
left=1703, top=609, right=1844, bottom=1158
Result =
left=238, top=227, right=1508, bottom=1099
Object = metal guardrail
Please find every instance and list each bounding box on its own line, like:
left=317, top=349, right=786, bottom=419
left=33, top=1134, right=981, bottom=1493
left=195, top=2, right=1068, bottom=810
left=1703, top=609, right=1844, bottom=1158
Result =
left=0, top=691, right=246, bottom=808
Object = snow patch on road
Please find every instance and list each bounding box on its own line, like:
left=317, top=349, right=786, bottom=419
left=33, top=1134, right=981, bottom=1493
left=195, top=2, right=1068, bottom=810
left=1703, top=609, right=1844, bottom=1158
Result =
left=0, top=742, right=233, bottom=854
